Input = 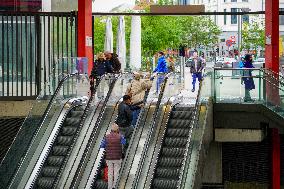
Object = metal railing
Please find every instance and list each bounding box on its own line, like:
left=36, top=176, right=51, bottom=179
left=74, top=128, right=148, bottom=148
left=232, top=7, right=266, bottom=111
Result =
left=0, top=11, right=77, bottom=100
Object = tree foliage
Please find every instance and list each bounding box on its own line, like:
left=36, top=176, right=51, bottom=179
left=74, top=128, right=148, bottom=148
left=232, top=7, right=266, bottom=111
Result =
left=241, top=19, right=265, bottom=51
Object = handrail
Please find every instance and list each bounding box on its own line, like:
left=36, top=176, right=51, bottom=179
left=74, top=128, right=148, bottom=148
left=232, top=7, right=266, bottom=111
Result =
left=115, top=95, right=156, bottom=189
left=70, top=74, right=120, bottom=188
left=0, top=73, right=77, bottom=188
left=178, top=79, right=204, bottom=189
left=124, top=75, right=170, bottom=188
left=52, top=76, right=103, bottom=187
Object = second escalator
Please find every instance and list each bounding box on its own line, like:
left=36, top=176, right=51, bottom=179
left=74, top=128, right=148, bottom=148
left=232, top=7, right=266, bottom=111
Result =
left=151, top=106, right=194, bottom=189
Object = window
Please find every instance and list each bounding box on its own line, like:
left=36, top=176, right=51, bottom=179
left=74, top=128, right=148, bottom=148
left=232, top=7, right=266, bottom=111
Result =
left=231, top=8, right=237, bottom=24
left=280, top=8, right=284, bottom=25
left=242, top=14, right=249, bottom=23
left=242, top=0, right=248, bottom=2
left=224, top=0, right=226, bottom=2
left=224, top=9, right=227, bottom=25
left=231, top=0, right=237, bottom=2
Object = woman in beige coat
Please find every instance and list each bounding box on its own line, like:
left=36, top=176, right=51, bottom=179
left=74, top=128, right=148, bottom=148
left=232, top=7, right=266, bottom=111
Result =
left=126, top=72, right=152, bottom=126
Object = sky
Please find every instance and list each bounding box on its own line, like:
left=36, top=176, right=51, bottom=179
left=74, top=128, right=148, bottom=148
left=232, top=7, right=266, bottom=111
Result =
left=92, top=0, right=136, bottom=12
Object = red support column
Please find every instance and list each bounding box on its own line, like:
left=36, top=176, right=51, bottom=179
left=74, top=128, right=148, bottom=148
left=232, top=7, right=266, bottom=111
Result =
left=78, top=0, right=93, bottom=75
left=265, top=0, right=280, bottom=106
left=271, top=128, right=280, bottom=189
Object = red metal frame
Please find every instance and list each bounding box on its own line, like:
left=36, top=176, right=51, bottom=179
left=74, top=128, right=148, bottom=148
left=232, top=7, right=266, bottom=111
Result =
left=271, top=128, right=280, bottom=189
left=78, top=0, right=93, bottom=75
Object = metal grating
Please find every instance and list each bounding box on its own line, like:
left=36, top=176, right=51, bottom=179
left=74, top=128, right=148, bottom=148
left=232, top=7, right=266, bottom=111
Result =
left=222, top=138, right=271, bottom=185
left=0, top=118, right=24, bottom=162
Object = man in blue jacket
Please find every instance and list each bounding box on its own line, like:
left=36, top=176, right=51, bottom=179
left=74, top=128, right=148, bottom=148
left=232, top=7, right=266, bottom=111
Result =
left=153, top=51, right=168, bottom=93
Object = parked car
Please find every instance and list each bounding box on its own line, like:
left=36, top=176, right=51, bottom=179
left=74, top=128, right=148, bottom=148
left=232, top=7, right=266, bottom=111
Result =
left=214, top=57, right=224, bottom=68
left=253, top=57, right=265, bottom=68
left=222, top=57, right=237, bottom=68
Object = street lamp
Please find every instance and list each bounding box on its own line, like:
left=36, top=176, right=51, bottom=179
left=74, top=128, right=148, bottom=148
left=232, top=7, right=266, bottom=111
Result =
left=237, top=8, right=251, bottom=57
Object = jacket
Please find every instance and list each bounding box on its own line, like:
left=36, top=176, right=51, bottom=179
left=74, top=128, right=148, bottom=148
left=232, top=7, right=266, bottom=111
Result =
left=106, top=54, right=121, bottom=73
left=126, top=79, right=152, bottom=106
left=189, top=57, right=204, bottom=73
left=154, top=56, right=168, bottom=73
left=116, top=101, right=133, bottom=128
left=90, top=59, right=107, bottom=78
left=242, top=61, right=255, bottom=90
left=100, top=132, right=126, bottom=160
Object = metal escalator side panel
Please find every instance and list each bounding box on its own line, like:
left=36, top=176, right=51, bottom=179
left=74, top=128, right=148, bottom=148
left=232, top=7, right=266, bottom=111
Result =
left=136, top=99, right=175, bottom=189
left=68, top=74, right=126, bottom=189
left=0, top=74, right=78, bottom=189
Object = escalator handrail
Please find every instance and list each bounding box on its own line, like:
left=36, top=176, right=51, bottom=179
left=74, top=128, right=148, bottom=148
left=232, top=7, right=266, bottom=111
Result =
left=70, top=74, right=120, bottom=188
left=118, top=75, right=170, bottom=188
left=87, top=97, right=123, bottom=186
left=25, top=98, right=85, bottom=188
left=116, top=96, right=156, bottom=189
left=141, top=100, right=180, bottom=189
left=261, top=69, right=284, bottom=87
left=177, top=80, right=204, bottom=189
left=51, top=76, right=104, bottom=188
left=0, top=73, right=79, bottom=188
left=0, top=73, right=77, bottom=166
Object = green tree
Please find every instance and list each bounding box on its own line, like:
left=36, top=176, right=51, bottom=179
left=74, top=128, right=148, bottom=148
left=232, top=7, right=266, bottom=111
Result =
left=241, top=20, right=265, bottom=51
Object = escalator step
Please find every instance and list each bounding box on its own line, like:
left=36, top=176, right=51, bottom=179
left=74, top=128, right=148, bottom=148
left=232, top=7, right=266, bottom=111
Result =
left=52, top=145, right=69, bottom=156
left=56, top=136, right=73, bottom=146
left=174, top=106, right=194, bottom=111
left=166, top=128, right=190, bottom=137
left=161, top=147, right=185, bottom=157
left=93, top=179, right=108, bottom=189
left=155, top=167, right=180, bottom=179
left=65, top=117, right=81, bottom=126
left=164, top=137, right=188, bottom=147
left=171, top=111, right=193, bottom=119
left=168, top=119, right=191, bottom=128
left=152, top=178, right=178, bottom=189
left=37, top=177, right=55, bottom=188
left=158, top=157, right=183, bottom=167
left=41, top=166, right=59, bottom=177
left=70, top=110, right=84, bottom=117
left=61, top=126, right=77, bottom=136
left=47, top=156, right=64, bottom=166
left=74, top=106, right=85, bottom=111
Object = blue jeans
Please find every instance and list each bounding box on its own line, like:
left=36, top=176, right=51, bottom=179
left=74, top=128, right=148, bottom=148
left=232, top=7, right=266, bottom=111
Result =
left=156, top=75, right=165, bottom=93
left=131, top=108, right=141, bottom=127
left=192, top=72, right=202, bottom=90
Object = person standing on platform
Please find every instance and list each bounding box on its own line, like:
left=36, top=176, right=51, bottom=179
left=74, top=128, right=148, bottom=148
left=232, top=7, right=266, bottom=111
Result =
left=242, top=54, right=255, bottom=102
left=189, top=51, right=205, bottom=92
left=100, top=123, right=126, bottom=189
left=153, top=51, right=168, bottom=93
left=90, top=52, right=107, bottom=98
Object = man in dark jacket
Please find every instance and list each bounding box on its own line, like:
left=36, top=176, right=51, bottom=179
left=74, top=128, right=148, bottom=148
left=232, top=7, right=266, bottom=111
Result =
left=100, top=123, right=126, bottom=189
left=116, top=95, right=133, bottom=141
left=189, top=51, right=205, bottom=92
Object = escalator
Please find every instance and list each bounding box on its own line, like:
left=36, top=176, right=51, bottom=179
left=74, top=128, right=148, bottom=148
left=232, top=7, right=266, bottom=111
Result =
left=116, top=74, right=182, bottom=189
left=35, top=104, right=85, bottom=188
left=63, top=74, right=133, bottom=189
left=150, top=106, right=194, bottom=189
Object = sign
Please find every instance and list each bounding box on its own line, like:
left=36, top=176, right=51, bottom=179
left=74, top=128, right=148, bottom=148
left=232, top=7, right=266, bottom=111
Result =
left=86, top=36, right=92, bottom=47
left=230, top=36, right=236, bottom=42
left=226, top=39, right=233, bottom=47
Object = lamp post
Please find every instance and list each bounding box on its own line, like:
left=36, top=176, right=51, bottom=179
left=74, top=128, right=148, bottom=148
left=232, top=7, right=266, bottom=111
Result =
left=237, top=8, right=251, bottom=57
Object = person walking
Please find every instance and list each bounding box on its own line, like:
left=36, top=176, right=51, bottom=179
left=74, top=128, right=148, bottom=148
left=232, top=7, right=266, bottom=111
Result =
left=100, top=123, right=126, bottom=189
left=90, top=52, right=107, bottom=98
left=126, top=72, right=152, bottom=127
left=242, top=54, right=255, bottom=102
left=116, top=95, right=133, bottom=142
left=153, top=51, right=168, bottom=93
left=189, top=51, right=205, bottom=92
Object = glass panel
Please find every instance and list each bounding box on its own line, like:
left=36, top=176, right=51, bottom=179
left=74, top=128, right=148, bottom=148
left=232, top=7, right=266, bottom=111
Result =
left=0, top=57, right=90, bottom=188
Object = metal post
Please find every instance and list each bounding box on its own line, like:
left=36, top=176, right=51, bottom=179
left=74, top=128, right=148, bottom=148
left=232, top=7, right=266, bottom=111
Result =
left=237, top=9, right=241, bottom=54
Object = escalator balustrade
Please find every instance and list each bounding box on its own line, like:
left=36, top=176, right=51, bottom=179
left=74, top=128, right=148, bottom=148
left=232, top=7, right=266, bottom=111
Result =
left=35, top=105, right=84, bottom=188
left=151, top=106, right=194, bottom=189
